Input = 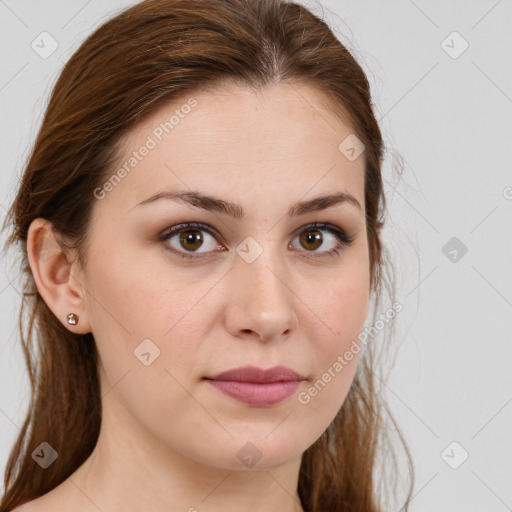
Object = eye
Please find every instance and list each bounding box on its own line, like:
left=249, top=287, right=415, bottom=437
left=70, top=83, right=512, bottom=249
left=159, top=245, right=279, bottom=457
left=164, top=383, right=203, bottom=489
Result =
left=289, top=222, right=354, bottom=259
left=158, top=221, right=354, bottom=260
left=158, top=222, right=224, bottom=260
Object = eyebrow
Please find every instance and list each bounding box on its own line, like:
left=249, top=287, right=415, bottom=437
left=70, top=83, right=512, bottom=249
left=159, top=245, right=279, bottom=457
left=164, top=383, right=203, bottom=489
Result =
left=131, top=189, right=363, bottom=218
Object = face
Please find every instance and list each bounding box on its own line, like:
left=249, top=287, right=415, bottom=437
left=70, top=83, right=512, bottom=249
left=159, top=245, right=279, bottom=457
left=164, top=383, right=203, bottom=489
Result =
left=68, top=82, right=370, bottom=469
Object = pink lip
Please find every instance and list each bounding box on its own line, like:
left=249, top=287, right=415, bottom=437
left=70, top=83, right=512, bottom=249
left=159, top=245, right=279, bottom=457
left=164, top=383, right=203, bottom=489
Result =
left=204, top=365, right=305, bottom=406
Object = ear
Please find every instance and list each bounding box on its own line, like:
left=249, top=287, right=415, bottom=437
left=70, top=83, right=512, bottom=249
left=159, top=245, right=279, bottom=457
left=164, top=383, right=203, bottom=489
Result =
left=26, top=218, right=91, bottom=334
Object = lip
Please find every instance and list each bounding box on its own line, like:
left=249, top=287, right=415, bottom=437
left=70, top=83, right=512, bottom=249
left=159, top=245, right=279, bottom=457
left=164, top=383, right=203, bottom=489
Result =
left=204, top=365, right=306, bottom=406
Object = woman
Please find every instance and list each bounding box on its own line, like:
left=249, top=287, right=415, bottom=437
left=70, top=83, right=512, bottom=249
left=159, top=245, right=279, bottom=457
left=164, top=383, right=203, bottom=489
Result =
left=1, top=0, right=414, bottom=510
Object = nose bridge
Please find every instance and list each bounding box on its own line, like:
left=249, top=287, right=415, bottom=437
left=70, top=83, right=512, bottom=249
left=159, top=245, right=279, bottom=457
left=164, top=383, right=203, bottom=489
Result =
left=235, top=233, right=289, bottom=299
left=227, top=233, right=297, bottom=338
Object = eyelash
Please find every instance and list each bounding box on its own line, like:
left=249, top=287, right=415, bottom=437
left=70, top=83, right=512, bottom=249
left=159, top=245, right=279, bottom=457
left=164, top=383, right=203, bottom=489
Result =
left=157, top=221, right=355, bottom=261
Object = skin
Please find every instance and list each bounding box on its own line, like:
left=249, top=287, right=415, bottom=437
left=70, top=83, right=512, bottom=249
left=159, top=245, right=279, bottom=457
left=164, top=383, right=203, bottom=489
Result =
left=19, top=81, right=370, bottom=512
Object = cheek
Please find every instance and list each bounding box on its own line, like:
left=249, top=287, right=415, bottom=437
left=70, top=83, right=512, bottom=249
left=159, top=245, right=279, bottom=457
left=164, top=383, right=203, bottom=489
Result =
left=84, top=253, right=212, bottom=442
left=295, top=263, right=370, bottom=419
left=85, top=246, right=216, bottom=382
left=303, top=256, right=370, bottom=348
left=86, top=239, right=192, bottom=334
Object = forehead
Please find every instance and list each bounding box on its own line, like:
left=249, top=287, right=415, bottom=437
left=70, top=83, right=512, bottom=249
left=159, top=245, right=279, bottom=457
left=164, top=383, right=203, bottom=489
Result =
left=101, top=81, right=366, bottom=215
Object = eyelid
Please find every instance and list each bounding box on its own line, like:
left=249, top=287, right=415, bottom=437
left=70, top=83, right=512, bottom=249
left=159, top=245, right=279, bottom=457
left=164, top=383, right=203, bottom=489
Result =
left=158, top=222, right=224, bottom=246
left=292, top=222, right=354, bottom=245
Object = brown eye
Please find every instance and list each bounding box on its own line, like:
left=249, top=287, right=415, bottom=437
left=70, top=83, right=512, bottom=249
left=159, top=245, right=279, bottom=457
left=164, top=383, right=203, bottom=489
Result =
left=298, top=229, right=323, bottom=251
left=158, top=221, right=354, bottom=261
left=178, top=229, right=205, bottom=251
left=290, top=223, right=354, bottom=259
left=159, top=222, right=223, bottom=260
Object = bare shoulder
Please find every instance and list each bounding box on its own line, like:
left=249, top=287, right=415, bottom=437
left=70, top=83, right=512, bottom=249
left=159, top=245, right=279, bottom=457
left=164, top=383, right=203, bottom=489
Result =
left=8, top=478, right=95, bottom=512
left=8, top=482, right=72, bottom=512
left=11, top=501, right=36, bottom=511
left=10, top=495, right=52, bottom=512
left=10, top=499, right=42, bottom=512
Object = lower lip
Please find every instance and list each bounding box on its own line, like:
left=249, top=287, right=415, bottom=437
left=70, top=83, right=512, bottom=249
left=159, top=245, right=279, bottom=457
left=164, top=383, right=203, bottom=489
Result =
left=206, top=379, right=302, bottom=406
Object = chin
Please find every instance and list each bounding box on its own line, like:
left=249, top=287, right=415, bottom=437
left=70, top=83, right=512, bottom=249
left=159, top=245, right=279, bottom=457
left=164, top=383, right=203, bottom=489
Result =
left=235, top=437, right=304, bottom=470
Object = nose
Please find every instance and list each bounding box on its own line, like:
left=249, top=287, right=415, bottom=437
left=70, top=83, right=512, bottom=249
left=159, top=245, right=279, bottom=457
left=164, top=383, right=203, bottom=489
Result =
left=223, top=247, right=299, bottom=342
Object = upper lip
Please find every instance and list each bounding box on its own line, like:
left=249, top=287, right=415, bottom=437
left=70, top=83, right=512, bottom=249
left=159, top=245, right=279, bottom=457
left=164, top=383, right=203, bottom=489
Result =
left=205, top=365, right=305, bottom=383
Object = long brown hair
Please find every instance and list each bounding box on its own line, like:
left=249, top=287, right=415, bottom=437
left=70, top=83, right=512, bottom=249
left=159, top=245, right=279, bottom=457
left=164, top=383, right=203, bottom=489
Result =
left=1, top=0, right=414, bottom=510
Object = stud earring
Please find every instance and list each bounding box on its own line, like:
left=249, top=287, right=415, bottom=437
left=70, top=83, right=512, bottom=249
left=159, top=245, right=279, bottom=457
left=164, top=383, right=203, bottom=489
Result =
left=67, top=313, right=79, bottom=325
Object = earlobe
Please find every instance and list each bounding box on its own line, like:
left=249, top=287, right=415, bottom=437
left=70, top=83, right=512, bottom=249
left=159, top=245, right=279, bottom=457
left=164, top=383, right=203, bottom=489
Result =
left=26, top=218, right=91, bottom=334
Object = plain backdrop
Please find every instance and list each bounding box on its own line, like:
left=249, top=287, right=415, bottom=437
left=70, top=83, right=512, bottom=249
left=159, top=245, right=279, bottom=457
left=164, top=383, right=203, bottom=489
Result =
left=1, top=1, right=511, bottom=510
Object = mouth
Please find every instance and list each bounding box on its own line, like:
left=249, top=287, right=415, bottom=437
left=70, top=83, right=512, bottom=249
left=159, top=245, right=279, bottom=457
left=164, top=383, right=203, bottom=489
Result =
left=203, top=365, right=306, bottom=406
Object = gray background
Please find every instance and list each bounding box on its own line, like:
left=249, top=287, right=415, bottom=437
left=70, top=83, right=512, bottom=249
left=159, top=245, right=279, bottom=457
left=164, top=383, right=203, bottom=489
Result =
left=1, top=1, right=511, bottom=510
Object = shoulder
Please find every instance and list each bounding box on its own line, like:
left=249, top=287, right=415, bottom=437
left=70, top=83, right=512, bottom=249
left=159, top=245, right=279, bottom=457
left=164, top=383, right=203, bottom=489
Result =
left=8, top=478, right=91, bottom=512
left=10, top=502, right=35, bottom=511
left=9, top=485, right=67, bottom=512
left=10, top=497, right=49, bottom=511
